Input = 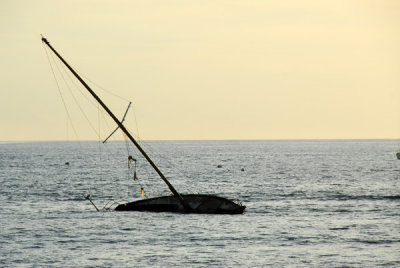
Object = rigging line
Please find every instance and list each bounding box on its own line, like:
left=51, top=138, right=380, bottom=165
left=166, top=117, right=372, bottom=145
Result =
left=56, top=54, right=109, bottom=122
left=66, top=118, right=69, bottom=140
left=132, top=153, right=190, bottom=195
left=49, top=50, right=103, bottom=140
left=123, top=128, right=160, bottom=194
left=93, top=110, right=116, bottom=160
left=133, top=139, right=185, bottom=176
left=43, top=44, right=80, bottom=141
left=49, top=54, right=130, bottom=103
left=124, top=133, right=151, bottom=196
left=66, top=70, right=132, bottom=135
left=123, top=132, right=131, bottom=156
left=59, top=63, right=100, bottom=112
left=75, top=69, right=131, bottom=103
left=114, top=117, right=178, bottom=180
left=101, top=110, right=114, bottom=142
left=96, top=107, right=115, bottom=161
left=69, top=64, right=187, bottom=194
left=97, top=102, right=103, bottom=161
left=59, top=59, right=134, bottom=145
left=128, top=123, right=194, bottom=194
left=55, top=56, right=134, bottom=162
left=131, top=105, right=141, bottom=140
left=54, top=51, right=123, bottom=147
left=131, top=140, right=195, bottom=194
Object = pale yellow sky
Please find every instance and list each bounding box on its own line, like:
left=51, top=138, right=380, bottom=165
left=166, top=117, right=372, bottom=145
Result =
left=1, top=0, right=400, bottom=141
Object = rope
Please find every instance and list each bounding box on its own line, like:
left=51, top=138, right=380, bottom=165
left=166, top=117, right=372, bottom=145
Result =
left=44, top=43, right=194, bottom=199
left=49, top=51, right=103, bottom=140
left=44, top=43, right=119, bottom=199
left=131, top=139, right=196, bottom=194
left=58, top=60, right=100, bottom=110
left=43, top=44, right=80, bottom=141
left=132, top=105, right=141, bottom=140
left=127, top=153, right=150, bottom=198
left=76, top=70, right=131, bottom=102
left=49, top=47, right=130, bottom=144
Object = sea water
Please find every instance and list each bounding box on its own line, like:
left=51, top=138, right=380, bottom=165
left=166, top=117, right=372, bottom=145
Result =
left=0, top=140, right=399, bottom=267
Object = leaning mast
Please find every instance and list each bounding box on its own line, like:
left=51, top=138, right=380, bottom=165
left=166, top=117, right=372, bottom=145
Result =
left=42, top=37, right=192, bottom=212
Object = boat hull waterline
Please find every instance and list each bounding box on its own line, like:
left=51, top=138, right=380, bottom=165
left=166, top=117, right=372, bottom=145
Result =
left=115, top=194, right=246, bottom=214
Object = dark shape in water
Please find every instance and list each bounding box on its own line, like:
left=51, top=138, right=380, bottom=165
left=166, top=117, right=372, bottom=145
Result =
left=42, top=37, right=245, bottom=214
left=85, top=195, right=99, bottom=212
left=115, top=194, right=245, bottom=214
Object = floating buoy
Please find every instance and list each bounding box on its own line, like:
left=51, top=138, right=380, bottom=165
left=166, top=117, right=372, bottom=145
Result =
left=241, top=168, right=244, bottom=171
left=217, top=165, right=222, bottom=168
left=65, top=162, right=70, bottom=165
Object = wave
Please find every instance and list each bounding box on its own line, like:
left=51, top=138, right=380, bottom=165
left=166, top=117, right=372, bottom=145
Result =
left=350, top=239, right=400, bottom=245
left=276, top=192, right=400, bottom=201
left=329, top=194, right=400, bottom=201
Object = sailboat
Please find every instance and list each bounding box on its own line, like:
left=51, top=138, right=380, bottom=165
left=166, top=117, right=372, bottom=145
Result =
left=42, top=37, right=245, bottom=214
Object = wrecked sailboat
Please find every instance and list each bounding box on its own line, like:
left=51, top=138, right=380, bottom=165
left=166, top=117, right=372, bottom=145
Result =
left=42, top=37, right=245, bottom=214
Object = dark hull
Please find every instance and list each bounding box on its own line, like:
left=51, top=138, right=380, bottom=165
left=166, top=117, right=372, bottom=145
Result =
left=115, top=194, right=245, bottom=214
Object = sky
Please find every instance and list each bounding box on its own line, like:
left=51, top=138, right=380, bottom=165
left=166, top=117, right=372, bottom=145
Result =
left=1, top=0, right=400, bottom=141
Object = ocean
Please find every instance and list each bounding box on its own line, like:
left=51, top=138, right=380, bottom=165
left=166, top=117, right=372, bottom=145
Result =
left=0, top=140, right=399, bottom=267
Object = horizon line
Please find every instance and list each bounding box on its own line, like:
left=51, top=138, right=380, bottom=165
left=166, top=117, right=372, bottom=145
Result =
left=2, top=138, right=400, bottom=143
